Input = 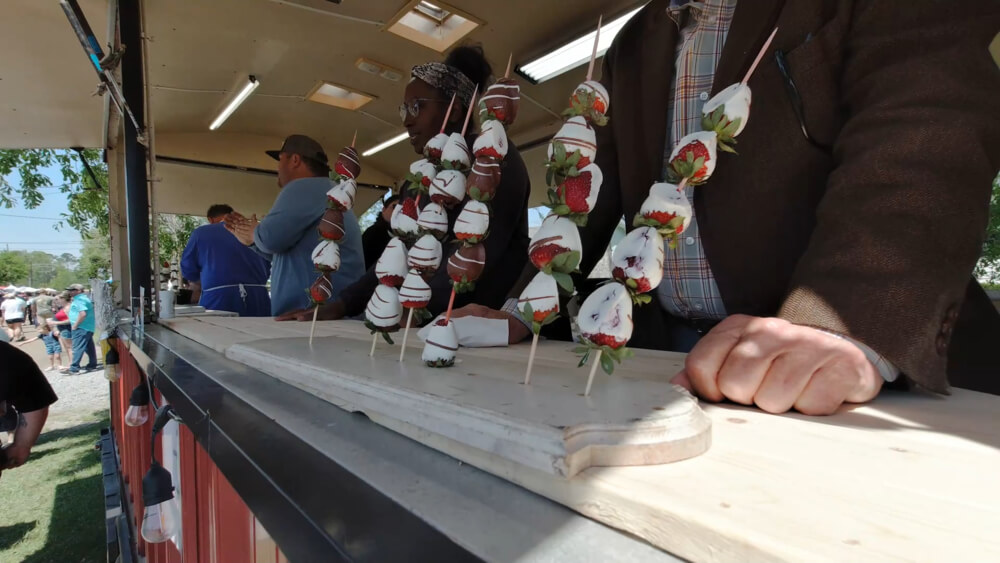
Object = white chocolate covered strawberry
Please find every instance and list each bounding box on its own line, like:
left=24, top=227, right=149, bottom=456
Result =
left=416, top=202, right=449, bottom=239
left=547, top=116, right=597, bottom=166
left=422, top=318, right=458, bottom=367
left=565, top=80, right=610, bottom=125
left=334, top=146, right=361, bottom=180
left=375, top=237, right=408, bottom=287
left=517, top=271, right=560, bottom=332
left=406, top=158, right=438, bottom=192
left=365, top=284, right=402, bottom=330
left=473, top=120, right=508, bottom=160
left=399, top=270, right=432, bottom=309
left=701, top=83, right=751, bottom=152
left=611, top=227, right=664, bottom=299
left=668, top=131, right=718, bottom=185
left=454, top=200, right=490, bottom=244
left=441, top=133, right=471, bottom=171
left=528, top=214, right=582, bottom=274
left=429, top=169, right=467, bottom=208
left=548, top=162, right=603, bottom=224
left=634, top=182, right=693, bottom=240
left=326, top=178, right=357, bottom=211
left=408, top=234, right=443, bottom=276
left=578, top=283, right=634, bottom=350
left=390, top=198, right=420, bottom=240
left=311, top=240, right=341, bottom=273
left=423, top=133, right=449, bottom=164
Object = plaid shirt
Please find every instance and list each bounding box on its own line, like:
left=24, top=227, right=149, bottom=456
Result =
left=656, top=0, right=736, bottom=321
left=656, top=0, right=898, bottom=381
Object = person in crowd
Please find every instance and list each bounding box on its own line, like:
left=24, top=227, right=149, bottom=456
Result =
left=278, top=45, right=531, bottom=323
left=33, top=290, right=56, bottom=331
left=50, top=293, right=73, bottom=365
left=25, top=291, right=37, bottom=327
left=226, top=135, right=366, bottom=316
left=0, top=341, right=58, bottom=480
left=62, top=284, right=99, bottom=374
left=361, top=194, right=400, bottom=271
left=181, top=204, right=272, bottom=316
left=16, top=322, right=64, bottom=372
left=1, top=291, right=27, bottom=342
left=455, top=0, right=1000, bottom=412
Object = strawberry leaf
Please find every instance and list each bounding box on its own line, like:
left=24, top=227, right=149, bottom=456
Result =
left=552, top=271, right=575, bottom=293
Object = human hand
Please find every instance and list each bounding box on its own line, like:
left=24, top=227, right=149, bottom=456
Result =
left=672, top=315, right=883, bottom=415
left=225, top=212, right=258, bottom=246
left=2, top=443, right=30, bottom=469
left=275, top=300, right=346, bottom=322
left=450, top=304, right=530, bottom=345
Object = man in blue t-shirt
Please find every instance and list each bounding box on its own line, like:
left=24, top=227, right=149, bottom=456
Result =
left=226, top=135, right=365, bottom=316
left=63, top=284, right=99, bottom=374
left=181, top=204, right=271, bottom=316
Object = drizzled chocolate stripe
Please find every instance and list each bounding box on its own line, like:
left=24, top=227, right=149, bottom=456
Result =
left=426, top=339, right=458, bottom=352
left=553, top=136, right=598, bottom=152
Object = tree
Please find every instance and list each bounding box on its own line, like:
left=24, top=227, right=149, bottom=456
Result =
left=78, top=231, right=111, bottom=281
left=0, top=149, right=109, bottom=237
left=158, top=214, right=204, bottom=267
left=0, top=251, right=29, bottom=285
left=974, top=173, right=1000, bottom=287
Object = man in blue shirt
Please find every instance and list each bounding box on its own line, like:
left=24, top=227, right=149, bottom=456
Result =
left=181, top=204, right=271, bottom=316
left=62, top=284, right=99, bottom=374
left=227, top=135, right=365, bottom=316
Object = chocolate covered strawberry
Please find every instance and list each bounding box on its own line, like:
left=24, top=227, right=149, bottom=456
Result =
left=701, top=83, right=751, bottom=153
left=375, top=237, right=408, bottom=287
left=408, top=234, right=442, bottom=277
left=326, top=178, right=357, bottom=211
left=454, top=200, right=490, bottom=244
left=472, top=120, right=507, bottom=160
left=399, top=270, right=432, bottom=309
left=308, top=273, right=333, bottom=305
left=416, top=202, right=449, bottom=240
left=611, top=226, right=664, bottom=303
left=667, top=131, right=718, bottom=185
left=390, top=198, right=420, bottom=241
left=364, top=284, right=402, bottom=341
left=479, top=78, right=520, bottom=125
left=334, top=146, right=361, bottom=180
left=441, top=133, right=471, bottom=171
left=447, top=243, right=485, bottom=293
left=578, top=283, right=634, bottom=351
left=318, top=208, right=346, bottom=241
left=528, top=214, right=582, bottom=274
left=422, top=318, right=458, bottom=367
left=467, top=155, right=502, bottom=202
left=429, top=169, right=467, bottom=208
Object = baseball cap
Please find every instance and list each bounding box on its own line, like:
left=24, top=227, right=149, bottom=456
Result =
left=66, top=284, right=85, bottom=292
left=265, top=135, right=329, bottom=168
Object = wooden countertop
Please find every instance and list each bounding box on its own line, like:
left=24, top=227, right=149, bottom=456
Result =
left=159, top=315, right=1000, bottom=563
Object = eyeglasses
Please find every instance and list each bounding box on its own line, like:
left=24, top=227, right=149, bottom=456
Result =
left=398, top=98, right=449, bottom=122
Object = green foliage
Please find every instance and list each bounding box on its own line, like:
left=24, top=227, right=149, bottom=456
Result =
left=0, top=250, right=29, bottom=284
left=157, top=214, right=205, bottom=267
left=78, top=231, right=111, bottom=281
left=975, top=173, right=1000, bottom=285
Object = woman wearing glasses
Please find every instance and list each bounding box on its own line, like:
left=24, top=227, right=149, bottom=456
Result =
left=280, top=45, right=530, bottom=325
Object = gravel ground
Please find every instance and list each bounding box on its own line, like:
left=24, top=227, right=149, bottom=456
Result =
left=9, top=324, right=110, bottom=430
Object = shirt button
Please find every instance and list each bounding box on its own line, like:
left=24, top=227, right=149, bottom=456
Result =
left=694, top=303, right=704, bottom=311
left=685, top=237, right=695, bottom=246
left=699, top=92, right=709, bottom=101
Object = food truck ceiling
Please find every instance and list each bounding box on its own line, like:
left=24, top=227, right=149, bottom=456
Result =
left=2, top=0, right=641, bottom=210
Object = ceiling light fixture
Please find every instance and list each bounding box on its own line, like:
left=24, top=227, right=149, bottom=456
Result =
left=362, top=132, right=409, bottom=157
left=306, top=81, right=375, bottom=110
left=516, top=7, right=642, bottom=84
left=209, top=75, right=260, bottom=131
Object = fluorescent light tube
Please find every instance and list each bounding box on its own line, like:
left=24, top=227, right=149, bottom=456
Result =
left=209, top=76, right=260, bottom=130
left=517, top=7, right=642, bottom=84
left=362, top=132, right=409, bottom=157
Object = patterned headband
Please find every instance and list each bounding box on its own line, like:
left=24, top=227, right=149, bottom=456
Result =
left=411, top=62, right=477, bottom=110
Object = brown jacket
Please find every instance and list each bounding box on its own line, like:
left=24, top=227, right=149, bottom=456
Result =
left=553, top=0, right=1000, bottom=393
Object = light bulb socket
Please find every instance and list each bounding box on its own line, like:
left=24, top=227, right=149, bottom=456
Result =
left=151, top=405, right=178, bottom=435
left=129, top=382, right=150, bottom=407
left=142, top=461, right=175, bottom=506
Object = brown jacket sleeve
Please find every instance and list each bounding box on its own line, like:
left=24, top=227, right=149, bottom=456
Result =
left=777, top=3, right=1000, bottom=392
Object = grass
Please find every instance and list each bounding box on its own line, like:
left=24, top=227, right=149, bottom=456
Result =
left=0, top=410, right=109, bottom=563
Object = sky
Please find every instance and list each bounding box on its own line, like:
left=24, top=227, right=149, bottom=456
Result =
left=0, top=164, right=84, bottom=257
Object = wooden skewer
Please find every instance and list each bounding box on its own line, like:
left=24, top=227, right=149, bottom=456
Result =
left=309, top=306, right=319, bottom=346
left=584, top=350, right=603, bottom=396
left=351, top=130, right=357, bottom=148
left=443, top=289, right=457, bottom=324
left=523, top=332, right=540, bottom=385
left=399, top=308, right=414, bottom=362
left=504, top=53, right=513, bottom=79
left=370, top=333, right=378, bottom=357
left=440, top=93, right=457, bottom=134
left=742, top=27, right=779, bottom=85
left=460, top=85, right=479, bottom=137
left=586, top=15, right=603, bottom=82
